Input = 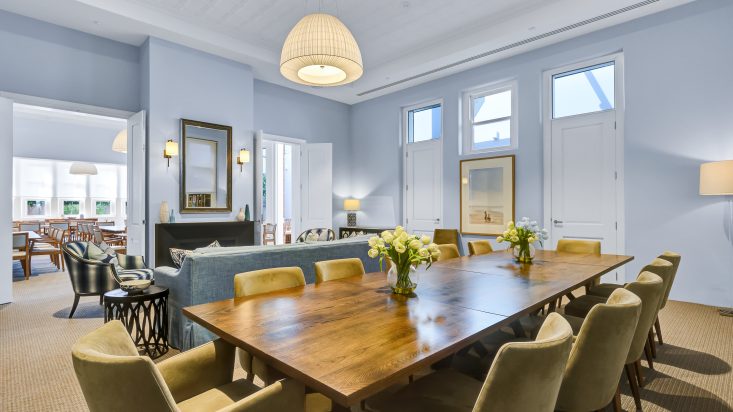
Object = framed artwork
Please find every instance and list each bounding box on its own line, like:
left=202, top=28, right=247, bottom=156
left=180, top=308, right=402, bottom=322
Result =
left=459, top=155, right=515, bottom=236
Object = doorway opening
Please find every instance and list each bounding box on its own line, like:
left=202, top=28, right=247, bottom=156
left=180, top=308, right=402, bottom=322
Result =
left=261, top=139, right=300, bottom=245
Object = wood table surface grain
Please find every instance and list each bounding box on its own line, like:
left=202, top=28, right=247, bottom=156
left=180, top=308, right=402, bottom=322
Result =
left=183, top=250, right=633, bottom=408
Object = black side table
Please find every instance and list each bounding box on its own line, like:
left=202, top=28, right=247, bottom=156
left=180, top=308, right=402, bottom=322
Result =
left=104, top=286, right=169, bottom=359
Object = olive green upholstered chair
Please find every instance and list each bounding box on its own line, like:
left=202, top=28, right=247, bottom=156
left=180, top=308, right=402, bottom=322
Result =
left=433, top=229, right=463, bottom=255
left=366, top=313, right=574, bottom=412
left=467, top=240, right=493, bottom=256
left=314, top=258, right=365, bottom=283
left=556, top=239, right=601, bottom=255
left=72, top=320, right=305, bottom=412
left=555, top=288, right=641, bottom=412
left=436, top=244, right=460, bottom=261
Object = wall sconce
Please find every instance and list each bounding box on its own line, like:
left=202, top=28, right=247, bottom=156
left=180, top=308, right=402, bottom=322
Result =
left=237, top=148, right=250, bottom=172
left=344, top=198, right=360, bottom=227
left=164, top=139, right=179, bottom=167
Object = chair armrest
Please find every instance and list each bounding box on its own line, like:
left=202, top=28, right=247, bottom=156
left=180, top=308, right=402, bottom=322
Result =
left=218, top=379, right=305, bottom=412
left=157, top=339, right=236, bottom=403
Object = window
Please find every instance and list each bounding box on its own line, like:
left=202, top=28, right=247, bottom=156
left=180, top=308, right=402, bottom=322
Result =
left=95, top=200, right=113, bottom=216
left=25, top=199, right=48, bottom=217
left=463, top=82, right=517, bottom=153
left=405, top=101, right=442, bottom=143
left=553, top=61, right=615, bottom=118
left=62, top=200, right=81, bottom=216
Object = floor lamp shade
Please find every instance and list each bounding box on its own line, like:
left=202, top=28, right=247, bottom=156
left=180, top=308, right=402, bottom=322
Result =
left=700, top=160, right=733, bottom=195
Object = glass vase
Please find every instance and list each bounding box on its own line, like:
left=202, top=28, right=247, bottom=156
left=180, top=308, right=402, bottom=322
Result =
left=512, top=243, right=536, bottom=264
left=387, top=264, right=419, bottom=295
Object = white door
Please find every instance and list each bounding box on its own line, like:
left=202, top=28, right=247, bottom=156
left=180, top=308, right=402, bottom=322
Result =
left=545, top=56, right=624, bottom=283
left=126, top=110, right=146, bottom=257
left=253, top=131, right=264, bottom=245
left=0, top=97, right=13, bottom=304
left=404, top=140, right=442, bottom=237
left=300, top=143, right=332, bottom=232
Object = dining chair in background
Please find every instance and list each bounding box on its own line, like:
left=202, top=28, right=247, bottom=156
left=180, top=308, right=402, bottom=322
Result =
left=262, top=223, right=277, bottom=245
left=436, top=244, right=460, bottom=261
left=467, top=240, right=493, bottom=256
left=314, top=258, right=365, bottom=283
left=432, top=228, right=464, bottom=255
left=12, top=232, right=30, bottom=279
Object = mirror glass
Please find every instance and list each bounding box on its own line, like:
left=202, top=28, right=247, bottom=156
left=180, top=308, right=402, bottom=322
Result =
left=180, top=119, right=232, bottom=213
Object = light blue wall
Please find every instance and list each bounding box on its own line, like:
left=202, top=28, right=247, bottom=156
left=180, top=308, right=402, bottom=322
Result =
left=0, top=10, right=140, bottom=112
left=253, top=80, right=352, bottom=229
left=142, top=38, right=255, bottom=265
left=350, top=0, right=733, bottom=306
left=13, top=115, right=126, bottom=164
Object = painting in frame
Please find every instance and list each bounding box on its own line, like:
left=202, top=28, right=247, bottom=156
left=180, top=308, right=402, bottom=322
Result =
left=460, top=155, right=515, bottom=236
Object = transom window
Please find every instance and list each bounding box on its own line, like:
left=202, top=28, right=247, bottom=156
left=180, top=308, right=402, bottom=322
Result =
left=25, top=199, right=48, bottom=217
left=62, top=200, right=82, bottom=216
left=95, top=200, right=113, bottom=216
left=405, top=101, right=442, bottom=144
left=462, top=81, right=517, bottom=154
left=553, top=61, right=615, bottom=118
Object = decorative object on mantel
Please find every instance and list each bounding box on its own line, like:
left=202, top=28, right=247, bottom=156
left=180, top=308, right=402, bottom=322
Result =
left=344, top=198, right=360, bottom=227
left=339, top=226, right=391, bottom=239
left=237, top=148, right=250, bottom=172
left=163, top=139, right=178, bottom=168
left=112, top=129, right=127, bottom=153
left=368, top=226, right=440, bottom=295
left=69, top=162, right=98, bottom=175
left=236, top=207, right=245, bottom=222
left=244, top=204, right=250, bottom=221
left=496, top=217, right=548, bottom=264
left=169, top=209, right=175, bottom=223
left=460, top=155, right=515, bottom=236
left=159, top=201, right=170, bottom=224
left=699, top=160, right=733, bottom=317
left=280, top=13, right=363, bottom=87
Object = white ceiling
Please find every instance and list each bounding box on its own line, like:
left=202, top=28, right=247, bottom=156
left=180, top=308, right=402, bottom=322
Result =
left=0, top=0, right=693, bottom=104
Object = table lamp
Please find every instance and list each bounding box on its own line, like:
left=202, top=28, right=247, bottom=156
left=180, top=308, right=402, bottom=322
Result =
left=344, top=198, right=360, bottom=227
left=700, top=160, right=733, bottom=317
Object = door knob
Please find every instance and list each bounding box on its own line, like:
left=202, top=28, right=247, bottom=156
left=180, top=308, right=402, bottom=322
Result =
left=553, top=219, right=563, bottom=224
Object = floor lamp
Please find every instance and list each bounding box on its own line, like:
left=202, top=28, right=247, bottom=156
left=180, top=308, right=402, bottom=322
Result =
left=700, top=160, right=733, bottom=317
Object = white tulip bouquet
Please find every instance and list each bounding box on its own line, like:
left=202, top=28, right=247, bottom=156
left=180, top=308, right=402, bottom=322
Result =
left=496, top=217, right=548, bottom=263
left=368, top=226, right=440, bottom=294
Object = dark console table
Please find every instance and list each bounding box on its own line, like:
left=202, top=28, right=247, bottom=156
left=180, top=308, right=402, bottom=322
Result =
left=155, top=221, right=255, bottom=267
left=339, top=226, right=391, bottom=239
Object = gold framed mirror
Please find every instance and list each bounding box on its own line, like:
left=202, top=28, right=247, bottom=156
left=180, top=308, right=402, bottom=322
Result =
left=180, top=119, right=232, bottom=213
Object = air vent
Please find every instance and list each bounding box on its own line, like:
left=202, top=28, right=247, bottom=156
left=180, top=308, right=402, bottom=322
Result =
left=357, top=0, right=659, bottom=96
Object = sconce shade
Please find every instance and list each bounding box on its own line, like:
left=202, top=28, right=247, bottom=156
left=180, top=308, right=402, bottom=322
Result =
left=344, top=198, right=361, bottom=211
left=280, top=13, right=363, bottom=86
left=700, top=160, right=733, bottom=195
left=164, top=140, right=179, bottom=158
left=69, top=162, right=98, bottom=175
left=112, top=129, right=127, bottom=153
left=238, top=149, right=251, bottom=164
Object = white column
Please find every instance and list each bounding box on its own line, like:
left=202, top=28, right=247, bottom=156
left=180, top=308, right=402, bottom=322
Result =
left=0, top=98, right=14, bottom=303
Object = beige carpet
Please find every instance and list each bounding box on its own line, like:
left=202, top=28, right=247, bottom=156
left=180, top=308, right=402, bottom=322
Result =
left=1, top=260, right=731, bottom=411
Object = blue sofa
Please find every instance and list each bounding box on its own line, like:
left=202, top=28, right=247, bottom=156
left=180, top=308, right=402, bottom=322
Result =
left=154, top=236, right=379, bottom=350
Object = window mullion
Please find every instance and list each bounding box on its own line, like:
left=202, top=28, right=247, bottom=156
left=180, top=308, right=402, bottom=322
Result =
left=472, top=116, right=512, bottom=127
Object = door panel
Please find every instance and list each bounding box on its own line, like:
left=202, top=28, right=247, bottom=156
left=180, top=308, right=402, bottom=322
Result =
left=405, top=140, right=442, bottom=236
left=300, top=143, right=332, bottom=231
left=126, top=110, right=146, bottom=257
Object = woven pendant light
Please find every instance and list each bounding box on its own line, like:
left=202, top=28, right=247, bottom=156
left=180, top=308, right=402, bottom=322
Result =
left=280, top=13, right=363, bottom=87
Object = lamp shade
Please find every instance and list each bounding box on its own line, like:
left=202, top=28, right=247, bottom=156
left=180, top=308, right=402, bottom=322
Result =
left=344, top=198, right=360, bottom=211
left=164, top=140, right=179, bottom=157
left=69, top=162, right=98, bottom=175
left=238, top=149, right=250, bottom=164
left=280, top=13, right=363, bottom=87
left=700, top=160, right=733, bottom=195
left=112, top=129, right=127, bottom=153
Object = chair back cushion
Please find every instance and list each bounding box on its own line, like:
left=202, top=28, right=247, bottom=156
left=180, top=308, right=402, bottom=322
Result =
left=12, top=232, right=28, bottom=249
left=556, top=288, right=641, bottom=411
left=467, top=240, right=493, bottom=256
left=234, top=267, right=306, bottom=297
left=657, top=251, right=681, bottom=309
left=475, top=313, right=573, bottom=412
left=624, top=271, right=664, bottom=363
left=295, top=228, right=336, bottom=243
left=314, top=258, right=365, bottom=283
left=72, top=321, right=177, bottom=412
left=641, top=258, right=674, bottom=310
left=556, top=239, right=601, bottom=255
left=65, top=242, right=88, bottom=259
left=436, top=244, right=460, bottom=261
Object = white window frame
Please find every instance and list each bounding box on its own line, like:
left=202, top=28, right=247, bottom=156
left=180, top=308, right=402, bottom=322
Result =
left=462, top=80, right=518, bottom=154
left=403, top=99, right=443, bottom=145
left=22, top=198, right=51, bottom=218
left=60, top=198, right=84, bottom=217
left=92, top=198, right=115, bottom=217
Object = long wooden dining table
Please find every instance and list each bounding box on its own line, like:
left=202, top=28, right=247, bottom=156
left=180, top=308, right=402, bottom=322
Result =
left=183, top=250, right=633, bottom=410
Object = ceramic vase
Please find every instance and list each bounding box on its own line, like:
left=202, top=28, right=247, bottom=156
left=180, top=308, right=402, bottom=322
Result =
left=244, top=204, right=251, bottom=221
left=160, top=201, right=170, bottom=223
left=236, top=207, right=245, bottom=222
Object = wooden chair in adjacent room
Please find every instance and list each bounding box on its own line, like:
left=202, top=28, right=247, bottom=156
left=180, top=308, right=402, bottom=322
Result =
left=12, top=232, right=30, bottom=280
left=262, top=223, right=277, bottom=245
